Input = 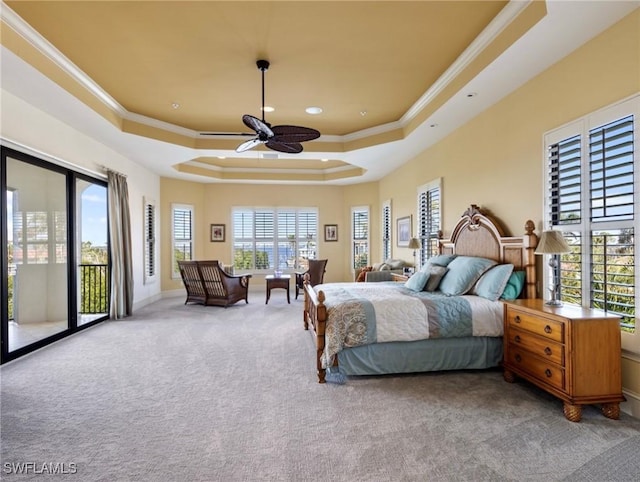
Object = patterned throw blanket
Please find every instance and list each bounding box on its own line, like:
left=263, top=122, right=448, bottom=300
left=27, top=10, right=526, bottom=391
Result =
left=315, top=282, right=503, bottom=368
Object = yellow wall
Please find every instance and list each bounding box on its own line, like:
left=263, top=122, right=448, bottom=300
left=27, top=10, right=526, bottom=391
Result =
left=161, top=180, right=357, bottom=291
left=381, top=9, right=639, bottom=244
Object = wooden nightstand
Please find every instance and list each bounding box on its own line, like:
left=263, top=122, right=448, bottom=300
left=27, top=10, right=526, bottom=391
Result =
left=390, top=273, right=409, bottom=282
left=503, top=299, right=624, bottom=422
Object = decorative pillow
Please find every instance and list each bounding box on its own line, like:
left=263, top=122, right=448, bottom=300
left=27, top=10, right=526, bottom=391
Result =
left=419, top=255, right=456, bottom=274
left=356, top=266, right=373, bottom=282
left=372, top=262, right=384, bottom=271
left=404, top=271, right=429, bottom=292
left=426, top=254, right=457, bottom=267
left=379, top=263, right=391, bottom=271
left=423, top=265, right=449, bottom=292
left=438, top=256, right=498, bottom=296
left=501, top=271, right=526, bottom=300
left=472, top=264, right=514, bottom=301
left=385, top=259, right=406, bottom=270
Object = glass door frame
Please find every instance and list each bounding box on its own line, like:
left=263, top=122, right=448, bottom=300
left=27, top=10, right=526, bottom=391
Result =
left=1, top=146, right=109, bottom=364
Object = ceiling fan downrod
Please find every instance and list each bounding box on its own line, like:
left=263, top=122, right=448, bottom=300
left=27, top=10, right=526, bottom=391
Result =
left=256, top=60, right=270, bottom=124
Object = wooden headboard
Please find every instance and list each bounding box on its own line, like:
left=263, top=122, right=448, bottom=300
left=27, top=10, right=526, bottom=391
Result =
left=439, top=205, right=538, bottom=299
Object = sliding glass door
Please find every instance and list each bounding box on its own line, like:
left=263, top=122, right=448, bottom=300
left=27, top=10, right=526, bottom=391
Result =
left=1, top=147, right=108, bottom=362
left=76, top=179, right=109, bottom=326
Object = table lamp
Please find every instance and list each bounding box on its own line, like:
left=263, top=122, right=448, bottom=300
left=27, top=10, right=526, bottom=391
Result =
left=408, top=237, right=421, bottom=272
left=535, top=230, right=571, bottom=306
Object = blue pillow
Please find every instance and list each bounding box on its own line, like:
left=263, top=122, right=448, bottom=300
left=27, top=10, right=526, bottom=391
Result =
left=472, top=264, right=514, bottom=301
left=420, top=254, right=457, bottom=272
left=501, top=271, right=526, bottom=300
left=404, top=271, right=429, bottom=292
left=438, top=256, right=497, bottom=296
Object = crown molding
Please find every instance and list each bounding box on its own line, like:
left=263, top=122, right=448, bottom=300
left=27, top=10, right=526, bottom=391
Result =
left=1, top=2, right=126, bottom=118
left=401, top=0, right=532, bottom=124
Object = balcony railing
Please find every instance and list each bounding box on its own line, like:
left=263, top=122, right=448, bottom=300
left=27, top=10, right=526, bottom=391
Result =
left=80, top=264, right=109, bottom=314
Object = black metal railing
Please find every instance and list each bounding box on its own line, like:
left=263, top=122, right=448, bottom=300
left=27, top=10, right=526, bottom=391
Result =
left=80, top=264, right=109, bottom=314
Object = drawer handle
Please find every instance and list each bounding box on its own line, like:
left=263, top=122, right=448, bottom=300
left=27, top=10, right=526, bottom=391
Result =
left=545, top=369, right=552, bottom=378
left=515, top=354, right=522, bottom=363
left=544, top=325, right=552, bottom=334
left=514, top=315, right=521, bottom=323
left=544, top=347, right=552, bottom=356
left=514, top=335, right=521, bottom=343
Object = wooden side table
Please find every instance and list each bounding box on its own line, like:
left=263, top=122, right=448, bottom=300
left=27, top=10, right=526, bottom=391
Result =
left=265, top=274, right=290, bottom=304
left=503, top=299, right=624, bottom=422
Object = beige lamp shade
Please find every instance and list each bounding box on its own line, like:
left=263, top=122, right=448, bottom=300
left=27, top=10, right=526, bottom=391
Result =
left=408, top=237, right=421, bottom=250
left=535, top=230, right=570, bottom=255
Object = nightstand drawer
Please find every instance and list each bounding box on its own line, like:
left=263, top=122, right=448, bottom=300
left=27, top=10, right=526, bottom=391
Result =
left=507, top=347, right=565, bottom=391
left=507, top=328, right=565, bottom=366
left=506, top=309, right=564, bottom=343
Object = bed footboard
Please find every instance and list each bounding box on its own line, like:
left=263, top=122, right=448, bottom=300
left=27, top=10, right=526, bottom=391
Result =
left=303, top=274, right=327, bottom=383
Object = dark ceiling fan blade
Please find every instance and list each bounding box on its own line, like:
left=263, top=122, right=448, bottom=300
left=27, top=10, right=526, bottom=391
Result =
left=271, top=125, right=321, bottom=143
left=243, top=114, right=273, bottom=138
left=236, top=138, right=262, bottom=153
left=265, top=139, right=303, bottom=154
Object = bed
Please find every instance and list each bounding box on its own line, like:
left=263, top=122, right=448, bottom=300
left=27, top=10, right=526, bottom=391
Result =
left=302, top=205, right=538, bottom=383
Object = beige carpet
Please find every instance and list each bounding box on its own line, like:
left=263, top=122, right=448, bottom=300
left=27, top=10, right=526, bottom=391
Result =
left=2, top=292, right=640, bottom=481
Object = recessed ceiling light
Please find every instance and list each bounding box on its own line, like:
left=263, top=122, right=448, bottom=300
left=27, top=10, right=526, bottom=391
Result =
left=171, top=102, right=180, bottom=109
left=217, top=156, right=226, bottom=159
left=321, top=158, right=329, bottom=162
left=466, top=92, right=478, bottom=98
left=430, top=123, right=438, bottom=128
left=360, top=110, right=367, bottom=117
left=261, top=106, right=275, bottom=113
left=305, top=106, right=323, bottom=115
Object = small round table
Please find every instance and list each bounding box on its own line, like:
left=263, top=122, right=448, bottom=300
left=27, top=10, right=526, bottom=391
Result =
left=265, top=274, right=291, bottom=304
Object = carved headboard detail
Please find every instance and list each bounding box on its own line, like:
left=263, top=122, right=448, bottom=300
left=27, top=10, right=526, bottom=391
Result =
left=439, top=205, right=538, bottom=299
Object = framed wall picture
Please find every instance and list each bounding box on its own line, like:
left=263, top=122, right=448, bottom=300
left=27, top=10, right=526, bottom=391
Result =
left=210, top=224, right=225, bottom=242
left=324, top=224, right=338, bottom=242
left=397, top=216, right=411, bottom=247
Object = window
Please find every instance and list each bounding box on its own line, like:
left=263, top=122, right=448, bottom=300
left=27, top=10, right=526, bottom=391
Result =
left=544, top=96, right=638, bottom=351
left=416, top=179, right=441, bottom=269
left=232, top=208, right=317, bottom=271
left=172, top=204, right=193, bottom=278
left=143, top=197, right=156, bottom=284
left=382, top=200, right=391, bottom=261
left=352, top=206, right=369, bottom=270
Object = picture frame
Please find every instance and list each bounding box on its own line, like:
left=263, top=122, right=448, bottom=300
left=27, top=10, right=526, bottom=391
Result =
left=210, top=224, right=225, bottom=242
left=397, top=216, right=411, bottom=247
left=324, top=224, right=338, bottom=242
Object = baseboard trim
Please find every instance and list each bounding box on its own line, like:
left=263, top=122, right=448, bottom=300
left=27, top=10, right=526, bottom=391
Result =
left=621, top=388, right=640, bottom=418
left=132, top=292, right=163, bottom=311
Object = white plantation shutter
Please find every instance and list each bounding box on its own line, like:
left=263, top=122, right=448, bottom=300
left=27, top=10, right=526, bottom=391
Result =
left=144, top=198, right=156, bottom=284
left=232, top=207, right=318, bottom=271
left=549, top=135, right=581, bottom=225
left=172, top=204, right=193, bottom=278
left=417, top=179, right=441, bottom=269
left=545, top=100, right=637, bottom=338
left=382, top=201, right=391, bottom=261
left=352, top=206, right=369, bottom=270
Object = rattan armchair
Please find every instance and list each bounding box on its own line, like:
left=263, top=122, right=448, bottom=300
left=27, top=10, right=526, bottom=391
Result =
left=178, top=260, right=252, bottom=307
left=295, top=259, right=328, bottom=299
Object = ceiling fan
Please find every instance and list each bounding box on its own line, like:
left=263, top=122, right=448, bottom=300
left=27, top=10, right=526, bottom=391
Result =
left=202, top=60, right=320, bottom=154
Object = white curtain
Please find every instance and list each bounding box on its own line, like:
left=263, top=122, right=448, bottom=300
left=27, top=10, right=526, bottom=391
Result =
left=107, top=170, right=133, bottom=319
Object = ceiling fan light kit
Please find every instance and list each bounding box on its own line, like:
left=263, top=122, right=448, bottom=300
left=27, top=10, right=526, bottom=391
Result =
left=203, top=59, right=320, bottom=154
